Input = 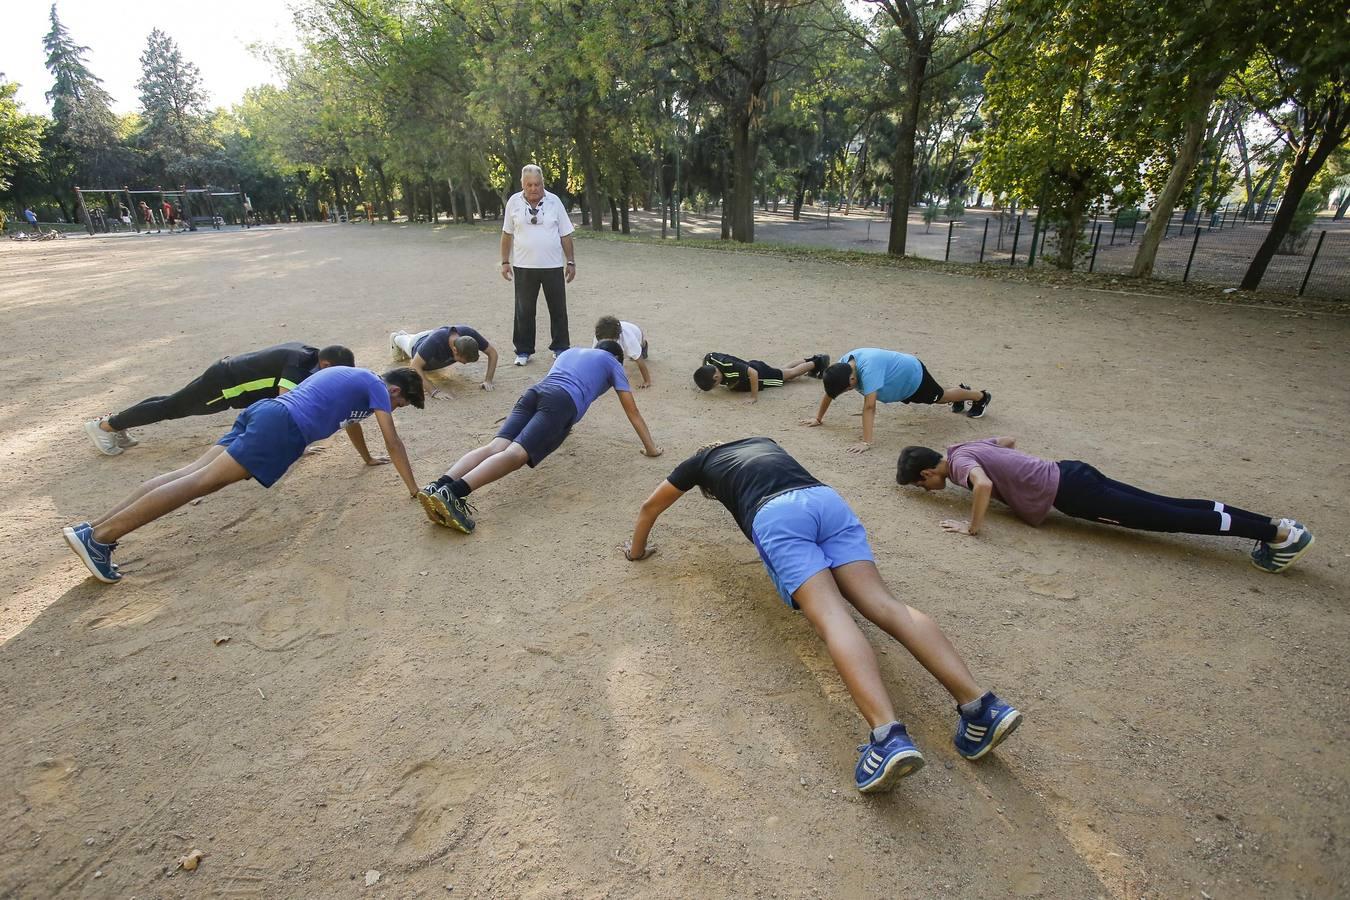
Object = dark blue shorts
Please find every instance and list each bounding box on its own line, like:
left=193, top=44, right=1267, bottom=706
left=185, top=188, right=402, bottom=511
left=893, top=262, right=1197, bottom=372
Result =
left=496, top=384, right=578, bottom=467
left=217, top=399, right=307, bottom=488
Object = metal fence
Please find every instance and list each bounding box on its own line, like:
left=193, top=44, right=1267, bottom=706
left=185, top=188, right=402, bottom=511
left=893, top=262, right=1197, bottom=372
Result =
left=931, top=210, right=1348, bottom=300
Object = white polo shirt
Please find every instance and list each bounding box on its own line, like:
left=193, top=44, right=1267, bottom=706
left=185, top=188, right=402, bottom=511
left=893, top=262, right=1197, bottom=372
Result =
left=592, top=320, right=644, bottom=360
left=503, top=190, right=574, bottom=269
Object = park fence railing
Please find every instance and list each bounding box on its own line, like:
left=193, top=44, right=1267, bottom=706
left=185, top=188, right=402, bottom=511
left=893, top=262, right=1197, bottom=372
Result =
left=931, top=208, right=1347, bottom=300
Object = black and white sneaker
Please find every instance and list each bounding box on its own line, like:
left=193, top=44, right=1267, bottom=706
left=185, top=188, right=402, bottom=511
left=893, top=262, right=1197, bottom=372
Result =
left=966, top=390, right=992, bottom=419
left=950, top=384, right=972, bottom=413
left=808, top=354, right=830, bottom=379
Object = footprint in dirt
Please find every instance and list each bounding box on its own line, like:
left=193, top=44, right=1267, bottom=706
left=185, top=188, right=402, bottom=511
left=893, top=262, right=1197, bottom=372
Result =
left=1022, top=572, right=1078, bottom=601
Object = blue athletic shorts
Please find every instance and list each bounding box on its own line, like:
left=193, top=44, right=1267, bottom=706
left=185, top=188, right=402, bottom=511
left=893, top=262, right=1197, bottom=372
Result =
left=750, top=485, right=874, bottom=608
left=496, top=383, right=578, bottom=467
left=217, top=399, right=307, bottom=488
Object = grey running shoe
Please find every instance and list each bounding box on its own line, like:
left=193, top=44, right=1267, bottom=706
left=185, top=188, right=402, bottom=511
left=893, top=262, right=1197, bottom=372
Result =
left=84, top=419, right=123, bottom=456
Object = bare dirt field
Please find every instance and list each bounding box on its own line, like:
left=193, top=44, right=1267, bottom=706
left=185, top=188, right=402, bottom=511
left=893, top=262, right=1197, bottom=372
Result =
left=1, top=222, right=1347, bottom=899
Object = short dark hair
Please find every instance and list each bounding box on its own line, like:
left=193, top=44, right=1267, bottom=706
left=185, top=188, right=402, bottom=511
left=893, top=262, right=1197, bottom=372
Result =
left=897, top=446, right=942, bottom=484
left=382, top=366, right=424, bottom=409
left=319, top=345, right=356, bottom=367
left=595, top=315, right=622, bottom=341
left=693, top=365, right=717, bottom=391
left=595, top=339, right=623, bottom=362
left=452, top=335, right=480, bottom=363
left=822, top=362, right=853, bottom=398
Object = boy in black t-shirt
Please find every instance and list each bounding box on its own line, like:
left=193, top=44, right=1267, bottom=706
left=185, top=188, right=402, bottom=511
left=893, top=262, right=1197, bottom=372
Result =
left=390, top=325, right=499, bottom=397
left=694, top=352, right=828, bottom=403
left=622, top=437, right=1021, bottom=794
left=84, top=343, right=355, bottom=456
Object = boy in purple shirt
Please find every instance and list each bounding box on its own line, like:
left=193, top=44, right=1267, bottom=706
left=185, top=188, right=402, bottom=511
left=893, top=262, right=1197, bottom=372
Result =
left=62, top=367, right=425, bottom=584
left=896, top=438, right=1315, bottom=573
left=419, top=342, right=663, bottom=533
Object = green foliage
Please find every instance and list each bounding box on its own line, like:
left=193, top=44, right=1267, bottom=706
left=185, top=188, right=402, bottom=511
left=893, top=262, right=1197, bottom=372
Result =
left=0, top=80, right=45, bottom=193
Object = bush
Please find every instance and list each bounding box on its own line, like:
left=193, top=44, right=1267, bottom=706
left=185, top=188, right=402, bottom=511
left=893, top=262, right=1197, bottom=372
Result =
left=944, top=198, right=965, bottom=219
left=922, top=203, right=940, bottom=232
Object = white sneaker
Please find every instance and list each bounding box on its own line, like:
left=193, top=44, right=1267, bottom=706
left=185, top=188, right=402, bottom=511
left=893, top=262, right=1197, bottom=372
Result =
left=390, top=332, right=408, bottom=360
left=514, top=354, right=530, bottom=366
left=84, top=419, right=123, bottom=456
left=113, top=429, right=138, bottom=448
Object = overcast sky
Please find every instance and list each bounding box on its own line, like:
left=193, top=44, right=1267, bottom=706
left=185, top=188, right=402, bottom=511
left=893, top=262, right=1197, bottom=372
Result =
left=1, top=0, right=300, bottom=115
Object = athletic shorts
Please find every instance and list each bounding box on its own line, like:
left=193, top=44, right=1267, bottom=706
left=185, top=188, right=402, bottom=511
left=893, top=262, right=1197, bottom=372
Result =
left=216, top=399, right=307, bottom=488
left=750, top=485, right=875, bottom=608
left=730, top=360, right=784, bottom=392
left=497, top=383, right=579, bottom=467
left=901, top=362, right=944, bottom=404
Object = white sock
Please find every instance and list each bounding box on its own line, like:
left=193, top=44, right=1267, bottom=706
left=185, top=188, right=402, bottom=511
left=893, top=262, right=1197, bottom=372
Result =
left=871, top=721, right=900, bottom=742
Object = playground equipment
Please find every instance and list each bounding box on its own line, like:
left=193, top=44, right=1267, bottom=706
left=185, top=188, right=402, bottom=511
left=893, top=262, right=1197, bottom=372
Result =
left=73, top=184, right=256, bottom=235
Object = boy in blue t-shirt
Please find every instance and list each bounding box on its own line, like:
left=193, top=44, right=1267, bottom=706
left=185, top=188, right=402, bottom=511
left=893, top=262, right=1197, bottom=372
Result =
left=62, top=367, right=426, bottom=584
left=419, top=342, right=663, bottom=533
left=802, top=348, right=992, bottom=454
left=390, top=324, right=499, bottom=396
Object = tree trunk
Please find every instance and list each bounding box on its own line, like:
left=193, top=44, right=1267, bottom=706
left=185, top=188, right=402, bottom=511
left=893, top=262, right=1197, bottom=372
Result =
left=447, top=177, right=459, bottom=221
left=1056, top=180, right=1090, bottom=270
left=329, top=168, right=347, bottom=210
left=887, top=41, right=929, bottom=256
left=462, top=181, right=475, bottom=222
left=1241, top=108, right=1347, bottom=289
left=373, top=162, right=394, bottom=222
left=1131, top=81, right=1217, bottom=277
left=1257, top=151, right=1285, bottom=219
left=793, top=174, right=806, bottom=220
left=730, top=113, right=756, bottom=242
left=1334, top=190, right=1350, bottom=220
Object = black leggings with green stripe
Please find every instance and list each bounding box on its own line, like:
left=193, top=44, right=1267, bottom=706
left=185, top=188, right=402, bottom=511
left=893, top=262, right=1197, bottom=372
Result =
left=107, top=360, right=252, bottom=430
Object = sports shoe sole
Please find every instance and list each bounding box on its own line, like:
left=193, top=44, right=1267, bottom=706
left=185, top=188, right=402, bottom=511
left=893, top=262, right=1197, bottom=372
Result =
left=858, top=749, right=926, bottom=794
left=1251, top=532, right=1315, bottom=573
left=84, top=420, right=123, bottom=456
left=62, top=526, right=120, bottom=584
left=959, top=709, right=1022, bottom=760
left=417, top=491, right=451, bottom=527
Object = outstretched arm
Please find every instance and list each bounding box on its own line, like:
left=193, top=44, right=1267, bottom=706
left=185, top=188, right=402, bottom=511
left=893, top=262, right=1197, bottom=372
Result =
left=801, top=392, right=832, bottom=426
left=410, top=354, right=443, bottom=400
left=634, top=357, right=652, bottom=388
left=372, top=409, right=419, bottom=497
left=846, top=392, right=878, bottom=453
left=625, top=480, right=686, bottom=560
left=942, top=466, right=993, bottom=536
left=482, top=345, right=499, bottom=389
left=617, top=390, right=663, bottom=457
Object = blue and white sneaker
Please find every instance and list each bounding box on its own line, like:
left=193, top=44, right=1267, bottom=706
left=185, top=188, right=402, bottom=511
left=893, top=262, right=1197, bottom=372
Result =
left=62, top=524, right=122, bottom=583
left=854, top=723, right=925, bottom=793
left=1251, top=521, right=1314, bottom=573
left=954, top=692, right=1021, bottom=759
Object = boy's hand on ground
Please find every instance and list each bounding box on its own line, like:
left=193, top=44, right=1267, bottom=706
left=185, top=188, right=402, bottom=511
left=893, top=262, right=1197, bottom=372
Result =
left=799, top=417, right=822, bottom=427
left=480, top=381, right=494, bottom=391
left=365, top=456, right=390, bottom=466
left=622, top=540, right=657, bottom=561
left=302, top=446, right=325, bottom=456
left=641, top=446, right=664, bottom=458
left=745, top=396, right=758, bottom=405
left=639, top=382, right=651, bottom=389
left=430, top=388, right=450, bottom=400
left=940, top=519, right=974, bottom=535
left=845, top=442, right=871, bottom=454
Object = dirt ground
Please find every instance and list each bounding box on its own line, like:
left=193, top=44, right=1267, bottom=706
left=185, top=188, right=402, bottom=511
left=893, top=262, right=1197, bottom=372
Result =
left=1, top=222, right=1347, bottom=899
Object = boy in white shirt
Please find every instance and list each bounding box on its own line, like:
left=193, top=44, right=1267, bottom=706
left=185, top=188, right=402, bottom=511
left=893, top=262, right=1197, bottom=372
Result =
left=593, top=315, right=652, bottom=388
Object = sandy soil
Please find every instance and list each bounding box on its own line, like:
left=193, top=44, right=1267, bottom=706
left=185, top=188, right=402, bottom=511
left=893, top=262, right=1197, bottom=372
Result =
left=1, top=223, right=1347, bottom=899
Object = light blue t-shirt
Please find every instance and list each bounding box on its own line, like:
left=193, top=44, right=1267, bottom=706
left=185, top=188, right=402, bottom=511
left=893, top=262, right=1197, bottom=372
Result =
left=841, top=348, right=923, bottom=403
left=275, top=366, right=392, bottom=444
left=542, top=348, right=631, bottom=419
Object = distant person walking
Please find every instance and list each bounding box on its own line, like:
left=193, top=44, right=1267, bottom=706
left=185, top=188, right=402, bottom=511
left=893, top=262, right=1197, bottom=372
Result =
left=500, top=164, right=576, bottom=367
left=23, top=207, right=40, bottom=233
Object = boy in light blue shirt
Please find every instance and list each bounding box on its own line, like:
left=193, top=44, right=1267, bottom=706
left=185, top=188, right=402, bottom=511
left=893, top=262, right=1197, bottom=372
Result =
left=802, top=348, right=991, bottom=453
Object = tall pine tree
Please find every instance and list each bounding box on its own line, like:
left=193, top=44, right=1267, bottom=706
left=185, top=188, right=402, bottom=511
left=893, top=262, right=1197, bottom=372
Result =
left=137, top=28, right=209, bottom=181
left=43, top=3, right=121, bottom=188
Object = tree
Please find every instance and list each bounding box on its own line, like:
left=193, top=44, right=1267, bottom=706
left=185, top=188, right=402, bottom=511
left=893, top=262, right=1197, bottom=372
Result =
left=137, top=28, right=211, bottom=180
left=0, top=79, right=45, bottom=194
left=1237, top=3, right=1349, bottom=289
left=42, top=3, right=121, bottom=190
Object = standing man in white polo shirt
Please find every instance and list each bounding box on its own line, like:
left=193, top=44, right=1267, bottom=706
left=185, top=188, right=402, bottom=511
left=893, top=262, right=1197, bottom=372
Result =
left=500, top=165, right=577, bottom=366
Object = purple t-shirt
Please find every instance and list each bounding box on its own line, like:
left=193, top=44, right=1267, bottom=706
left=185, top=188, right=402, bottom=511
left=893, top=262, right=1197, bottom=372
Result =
left=946, top=438, right=1060, bottom=526
left=275, top=366, right=392, bottom=444
left=542, top=348, right=631, bottom=419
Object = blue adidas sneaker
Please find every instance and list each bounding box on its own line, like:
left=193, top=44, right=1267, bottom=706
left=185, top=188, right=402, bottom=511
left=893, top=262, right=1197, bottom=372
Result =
left=1250, top=521, right=1314, bottom=573
left=954, top=692, right=1021, bottom=759
left=854, top=723, right=925, bottom=793
left=63, top=524, right=121, bottom=583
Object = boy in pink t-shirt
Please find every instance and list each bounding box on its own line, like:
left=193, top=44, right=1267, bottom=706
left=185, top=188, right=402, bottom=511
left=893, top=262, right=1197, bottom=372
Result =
left=895, top=437, right=1314, bottom=574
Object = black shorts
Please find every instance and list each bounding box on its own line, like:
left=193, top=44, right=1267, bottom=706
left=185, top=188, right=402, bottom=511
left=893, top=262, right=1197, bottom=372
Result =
left=731, top=361, right=784, bottom=391
left=901, top=363, right=944, bottom=404
left=497, top=383, right=578, bottom=467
